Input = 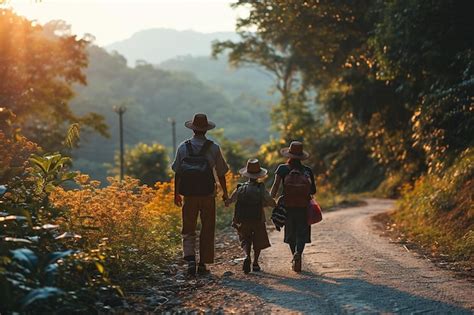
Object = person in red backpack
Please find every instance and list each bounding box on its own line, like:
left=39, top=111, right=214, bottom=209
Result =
left=270, top=141, right=316, bottom=272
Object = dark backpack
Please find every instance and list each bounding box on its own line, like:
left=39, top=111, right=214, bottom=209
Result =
left=235, top=182, right=264, bottom=221
left=283, top=167, right=311, bottom=208
left=178, top=140, right=215, bottom=196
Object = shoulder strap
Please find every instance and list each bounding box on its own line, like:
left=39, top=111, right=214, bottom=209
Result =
left=185, top=140, right=195, bottom=156
left=236, top=182, right=248, bottom=200
left=239, top=181, right=249, bottom=190
left=198, top=140, right=213, bottom=156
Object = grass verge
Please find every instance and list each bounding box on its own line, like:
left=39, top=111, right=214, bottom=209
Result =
left=385, top=148, right=473, bottom=272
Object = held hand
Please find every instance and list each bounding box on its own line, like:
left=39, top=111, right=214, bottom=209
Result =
left=224, top=199, right=231, bottom=207
left=222, top=192, right=229, bottom=203
left=174, top=194, right=183, bottom=207
left=231, top=219, right=240, bottom=230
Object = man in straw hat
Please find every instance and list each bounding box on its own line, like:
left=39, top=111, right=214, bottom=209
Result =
left=226, top=158, right=276, bottom=273
left=172, top=113, right=230, bottom=276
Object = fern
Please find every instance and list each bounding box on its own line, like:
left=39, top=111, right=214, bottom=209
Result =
left=64, top=123, right=80, bottom=149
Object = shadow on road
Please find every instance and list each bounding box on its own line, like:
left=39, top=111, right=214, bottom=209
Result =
left=222, top=271, right=471, bottom=314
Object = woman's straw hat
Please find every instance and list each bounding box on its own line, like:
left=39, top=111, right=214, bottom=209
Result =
left=239, top=158, right=268, bottom=179
left=185, top=113, right=216, bottom=131
left=280, top=141, right=310, bottom=160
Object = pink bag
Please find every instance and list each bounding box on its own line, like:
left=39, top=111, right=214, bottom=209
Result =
left=307, top=199, right=322, bottom=225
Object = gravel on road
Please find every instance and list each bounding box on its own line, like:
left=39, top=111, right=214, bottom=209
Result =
left=175, top=198, right=474, bottom=314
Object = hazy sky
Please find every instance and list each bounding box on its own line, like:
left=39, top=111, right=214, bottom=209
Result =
left=9, top=0, right=245, bottom=46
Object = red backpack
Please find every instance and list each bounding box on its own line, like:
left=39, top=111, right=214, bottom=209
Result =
left=283, top=168, right=311, bottom=208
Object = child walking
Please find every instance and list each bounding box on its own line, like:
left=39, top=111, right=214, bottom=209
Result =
left=226, top=159, right=276, bottom=273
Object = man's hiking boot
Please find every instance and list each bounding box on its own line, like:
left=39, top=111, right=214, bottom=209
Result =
left=187, top=261, right=196, bottom=276
left=292, top=253, right=302, bottom=272
left=243, top=257, right=251, bottom=274
left=197, top=263, right=210, bottom=275
left=252, top=263, right=261, bottom=272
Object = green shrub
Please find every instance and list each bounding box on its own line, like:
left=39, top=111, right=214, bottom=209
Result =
left=111, top=142, right=170, bottom=186
left=0, top=153, right=119, bottom=313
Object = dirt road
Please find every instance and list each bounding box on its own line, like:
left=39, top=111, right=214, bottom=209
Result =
left=178, top=199, right=473, bottom=314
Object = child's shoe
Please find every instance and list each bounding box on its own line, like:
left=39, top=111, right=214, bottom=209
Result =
left=243, top=257, right=251, bottom=274
left=187, top=261, right=196, bottom=276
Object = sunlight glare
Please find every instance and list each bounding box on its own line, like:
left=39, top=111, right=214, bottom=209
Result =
left=7, top=0, right=248, bottom=45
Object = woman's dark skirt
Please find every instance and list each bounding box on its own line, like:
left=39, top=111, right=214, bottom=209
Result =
left=283, top=207, right=311, bottom=244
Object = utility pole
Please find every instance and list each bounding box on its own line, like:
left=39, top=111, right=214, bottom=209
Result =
left=114, top=105, right=127, bottom=182
left=168, top=117, right=176, bottom=154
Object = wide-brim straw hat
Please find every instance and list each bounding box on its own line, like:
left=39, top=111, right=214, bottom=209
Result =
left=239, top=158, right=268, bottom=179
left=185, top=113, right=216, bottom=131
left=280, top=141, right=310, bottom=160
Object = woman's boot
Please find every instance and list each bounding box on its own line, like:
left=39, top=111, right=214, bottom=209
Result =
left=242, top=243, right=252, bottom=274
left=252, top=249, right=262, bottom=272
left=292, top=253, right=302, bottom=272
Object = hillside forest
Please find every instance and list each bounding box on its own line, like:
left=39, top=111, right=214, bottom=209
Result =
left=72, top=45, right=274, bottom=182
left=0, top=0, right=473, bottom=312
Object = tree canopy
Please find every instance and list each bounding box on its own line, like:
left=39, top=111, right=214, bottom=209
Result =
left=0, top=10, right=108, bottom=151
left=215, top=0, right=473, bottom=194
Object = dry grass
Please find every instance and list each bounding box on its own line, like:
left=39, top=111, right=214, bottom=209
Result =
left=390, top=148, right=473, bottom=268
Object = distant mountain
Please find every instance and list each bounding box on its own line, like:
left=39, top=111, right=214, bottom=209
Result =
left=106, top=28, right=239, bottom=65
left=106, top=28, right=277, bottom=115
left=159, top=55, right=277, bottom=103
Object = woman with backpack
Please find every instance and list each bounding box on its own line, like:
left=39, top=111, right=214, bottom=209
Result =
left=270, top=141, right=316, bottom=272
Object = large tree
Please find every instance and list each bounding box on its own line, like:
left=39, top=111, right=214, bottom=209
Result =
left=214, top=0, right=390, bottom=191
left=216, top=0, right=472, bottom=191
left=0, top=10, right=107, bottom=151
left=213, top=29, right=317, bottom=144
